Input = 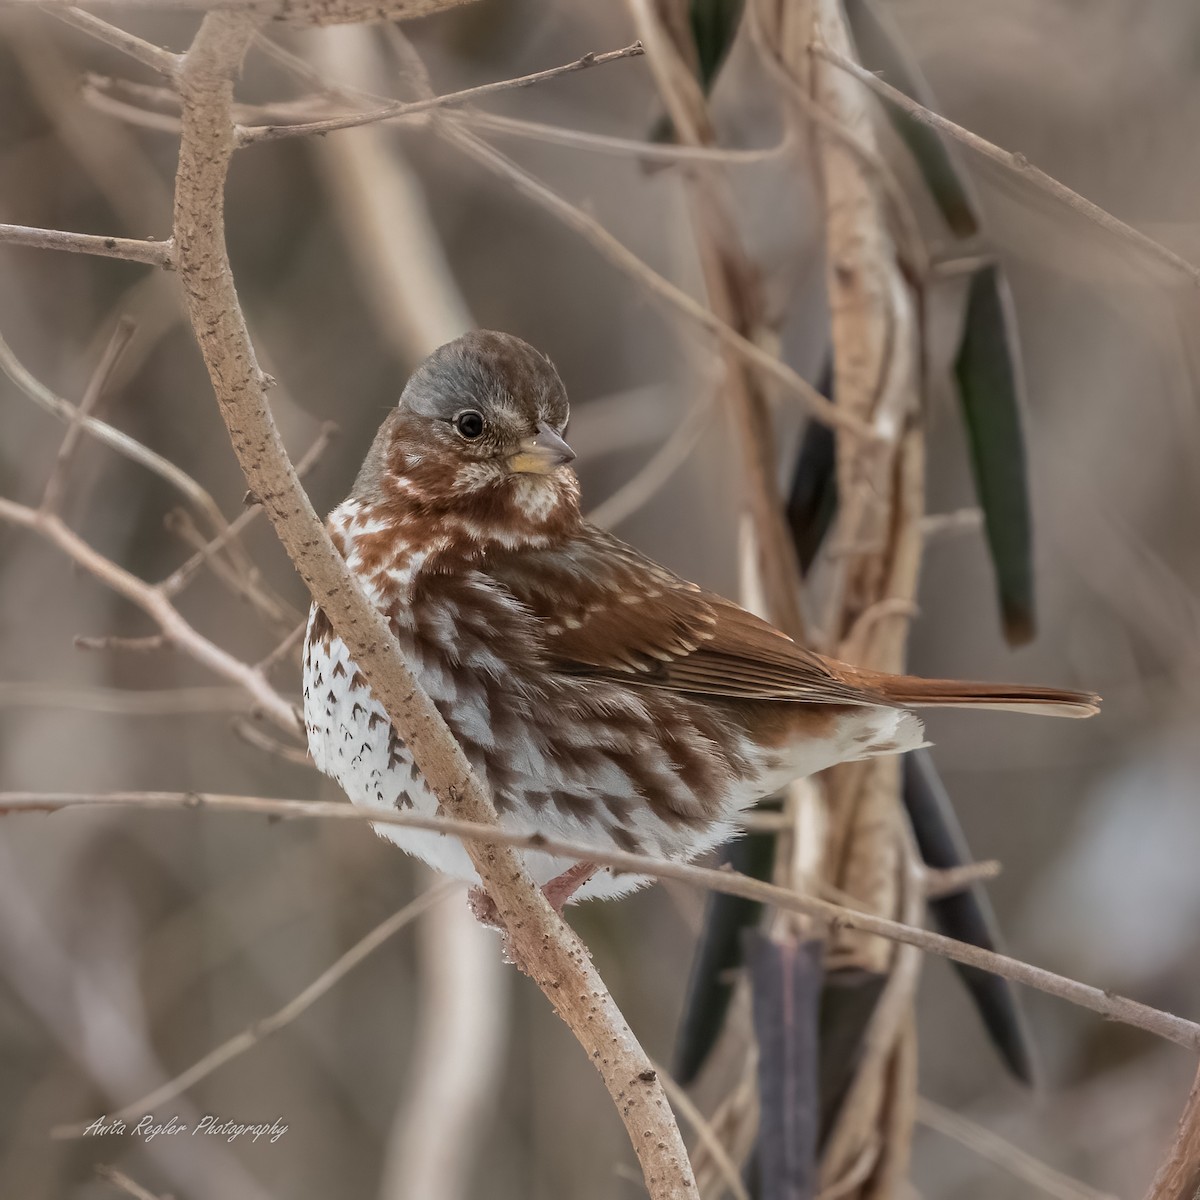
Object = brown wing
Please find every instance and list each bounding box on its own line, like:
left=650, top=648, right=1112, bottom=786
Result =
left=484, top=526, right=879, bottom=706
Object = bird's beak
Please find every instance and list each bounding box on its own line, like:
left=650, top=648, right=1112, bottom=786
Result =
left=507, top=424, right=575, bottom=475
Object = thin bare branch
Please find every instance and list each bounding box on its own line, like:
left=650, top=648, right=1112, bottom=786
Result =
left=52, top=8, right=180, bottom=75
left=0, top=682, right=250, bottom=715
left=917, top=1098, right=1119, bottom=1200
left=921, top=507, right=983, bottom=540
left=258, top=28, right=862, bottom=441
left=55, top=884, right=455, bottom=1138
left=164, top=507, right=302, bottom=631
left=157, top=419, right=336, bottom=599
left=0, top=499, right=298, bottom=733
left=82, top=85, right=184, bottom=134
left=628, top=0, right=812, bottom=643
left=6, top=790, right=1200, bottom=1054
left=443, top=124, right=871, bottom=441
left=652, top=1060, right=751, bottom=1200
left=921, top=859, right=1002, bottom=899
left=41, top=317, right=136, bottom=514
left=586, top=393, right=717, bottom=530
left=255, top=618, right=306, bottom=674
left=73, top=633, right=167, bottom=652
left=463, top=110, right=793, bottom=166
left=236, top=42, right=645, bottom=144
left=95, top=1165, right=165, bottom=1200
left=231, top=718, right=310, bottom=766
left=0, top=223, right=173, bottom=267
left=813, top=43, right=1200, bottom=290
left=0, top=328, right=232, bottom=544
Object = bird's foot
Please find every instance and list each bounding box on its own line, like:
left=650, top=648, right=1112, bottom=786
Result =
left=467, top=863, right=600, bottom=964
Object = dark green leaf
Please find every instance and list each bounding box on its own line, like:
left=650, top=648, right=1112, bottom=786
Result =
left=844, top=0, right=979, bottom=238
left=673, top=827, right=777, bottom=1084
left=786, top=362, right=837, bottom=578
left=955, top=265, right=1037, bottom=645
left=648, top=0, right=745, bottom=144
left=691, top=0, right=744, bottom=91
left=903, top=750, right=1038, bottom=1084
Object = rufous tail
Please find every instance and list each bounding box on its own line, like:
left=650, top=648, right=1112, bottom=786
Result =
left=870, top=677, right=1100, bottom=719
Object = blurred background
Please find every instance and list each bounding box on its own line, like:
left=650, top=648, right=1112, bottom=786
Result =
left=1, top=0, right=1199, bottom=1196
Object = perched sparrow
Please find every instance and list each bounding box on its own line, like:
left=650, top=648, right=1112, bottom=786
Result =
left=303, top=331, right=1099, bottom=907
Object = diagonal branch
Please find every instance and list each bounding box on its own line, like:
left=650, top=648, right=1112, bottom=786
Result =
left=51, top=7, right=180, bottom=75
left=236, top=41, right=644, bottom=144
left=813, top=43, right=1200, bottom=290
left=0, top=327, right=230, bottom=545
left=170, top=12, right=698, bottom=1197
left=53, top=883, right=456, bottom=1138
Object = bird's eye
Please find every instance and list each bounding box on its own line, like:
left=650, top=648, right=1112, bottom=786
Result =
left=453, top=410, right=485, bottom=440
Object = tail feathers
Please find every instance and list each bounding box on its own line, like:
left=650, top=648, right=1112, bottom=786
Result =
left=873, top=677, right=1101, bottom=719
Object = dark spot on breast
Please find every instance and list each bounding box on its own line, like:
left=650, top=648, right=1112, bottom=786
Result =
left=610, top=826, right=644, bottom=855
left=551, top=789, right=597, bottom=822
left=309, top=607, right=333, bottom=647
left=386, top=728, right=406, bottom=771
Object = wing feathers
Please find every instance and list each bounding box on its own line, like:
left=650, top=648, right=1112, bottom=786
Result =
left=483, top=527, right=1099, bottom=719
left=863, top=676, right=1101, bottom=718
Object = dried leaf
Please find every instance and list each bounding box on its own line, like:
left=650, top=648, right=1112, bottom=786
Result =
left=903, top=751, right=1038, bottom=1084
left=954, top=265, right=1037, bottom=645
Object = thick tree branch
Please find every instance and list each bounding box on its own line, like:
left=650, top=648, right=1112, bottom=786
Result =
left=169, top=12, right=697, bottom=1196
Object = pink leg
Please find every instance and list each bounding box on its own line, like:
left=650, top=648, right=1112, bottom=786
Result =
left=542, top=861, right=599, bottom=911
left=467, top=862, right=599, bottom=932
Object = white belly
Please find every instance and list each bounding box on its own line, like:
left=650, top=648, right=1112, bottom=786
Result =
left=302, top=606, right=924, bottom=902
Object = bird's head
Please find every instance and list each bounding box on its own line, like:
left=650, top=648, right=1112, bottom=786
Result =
left=352, top=331, right=580, bottom=540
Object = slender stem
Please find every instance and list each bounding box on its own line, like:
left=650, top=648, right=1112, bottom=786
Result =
left=5, top=790, right=1200, bottom=1055
left=813, top=43, right=1200, bottom=290
left=53, top=884, right=456, bottom=1137
left=236, top=42, right=645, bottom=144
left=52, top=8, right=180, bottom=75
left=0, top=223, right=173, bottom=267
left=40, top=316, right=136, bottom=514
left=0, top=499, right=298, bottom=733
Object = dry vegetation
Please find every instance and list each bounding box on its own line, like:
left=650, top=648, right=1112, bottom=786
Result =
left=2, top=1, right=1200, bottom=1198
